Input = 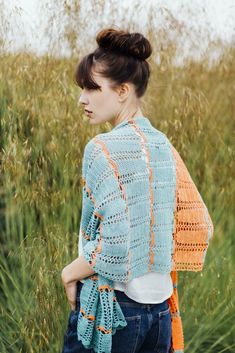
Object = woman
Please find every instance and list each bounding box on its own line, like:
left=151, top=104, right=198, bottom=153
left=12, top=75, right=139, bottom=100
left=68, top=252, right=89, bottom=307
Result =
left=61, top=28, right=214, bottom=353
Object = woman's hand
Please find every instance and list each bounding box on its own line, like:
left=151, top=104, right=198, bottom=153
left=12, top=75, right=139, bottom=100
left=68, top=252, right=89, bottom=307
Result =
left=61, top=256, right=96, bottom=310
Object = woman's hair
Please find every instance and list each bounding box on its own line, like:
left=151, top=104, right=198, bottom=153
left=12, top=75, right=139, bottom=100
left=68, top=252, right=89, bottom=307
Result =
left=74, top=27, right=152, bottom=98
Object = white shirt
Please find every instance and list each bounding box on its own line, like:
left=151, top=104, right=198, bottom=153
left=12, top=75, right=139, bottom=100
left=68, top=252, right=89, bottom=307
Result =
left=78, top=235, right=173, bottom=304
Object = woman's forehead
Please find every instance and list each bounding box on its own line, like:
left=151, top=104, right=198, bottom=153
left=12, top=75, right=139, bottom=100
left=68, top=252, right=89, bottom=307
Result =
left=92, top=71, right=112, bottom=85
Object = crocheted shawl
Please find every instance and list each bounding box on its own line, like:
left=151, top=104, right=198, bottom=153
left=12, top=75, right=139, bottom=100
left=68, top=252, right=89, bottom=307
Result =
left=76, top=117, right=214, bottom=353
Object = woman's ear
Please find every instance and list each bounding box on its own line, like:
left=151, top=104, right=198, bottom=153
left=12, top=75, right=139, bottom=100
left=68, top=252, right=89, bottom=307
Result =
left=118, top=82, right=131, bottom=102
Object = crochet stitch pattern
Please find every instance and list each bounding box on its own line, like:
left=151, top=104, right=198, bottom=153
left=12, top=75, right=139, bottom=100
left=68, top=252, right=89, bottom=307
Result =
left=76, top=117, right=214, bottom=353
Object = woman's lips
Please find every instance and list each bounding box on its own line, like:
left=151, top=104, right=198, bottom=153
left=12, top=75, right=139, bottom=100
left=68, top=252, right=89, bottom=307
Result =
left=85, top=110, right=93, bottom=116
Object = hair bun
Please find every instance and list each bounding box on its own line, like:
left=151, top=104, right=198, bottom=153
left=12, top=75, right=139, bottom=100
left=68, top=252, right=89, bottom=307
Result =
left=96, top=28, right=152, bottom=61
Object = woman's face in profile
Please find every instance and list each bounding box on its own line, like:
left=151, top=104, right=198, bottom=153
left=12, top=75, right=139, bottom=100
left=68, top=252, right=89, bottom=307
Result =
left=78, top=71, right=121, bottom=126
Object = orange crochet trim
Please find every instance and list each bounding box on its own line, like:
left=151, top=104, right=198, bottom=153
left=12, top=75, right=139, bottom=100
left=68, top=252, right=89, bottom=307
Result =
left=167, top=271, right=184, bottom=352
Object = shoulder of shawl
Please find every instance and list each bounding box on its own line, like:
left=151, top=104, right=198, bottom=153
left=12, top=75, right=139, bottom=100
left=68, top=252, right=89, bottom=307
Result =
left=82, top=136, right=102, bottom=175
left=82, top=134, right=113, bottom=195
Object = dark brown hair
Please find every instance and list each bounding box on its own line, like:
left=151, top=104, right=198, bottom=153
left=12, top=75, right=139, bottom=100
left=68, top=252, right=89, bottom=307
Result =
left=74, top=27, right=152, bottom=98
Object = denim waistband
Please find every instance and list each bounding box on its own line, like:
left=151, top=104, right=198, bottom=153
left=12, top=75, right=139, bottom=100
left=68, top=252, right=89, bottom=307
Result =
left=76, top=280, right=169, bottom=310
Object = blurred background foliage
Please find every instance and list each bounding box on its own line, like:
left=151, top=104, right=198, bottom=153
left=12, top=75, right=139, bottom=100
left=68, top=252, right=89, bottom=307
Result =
left=0, top=1, right=234, bottom=352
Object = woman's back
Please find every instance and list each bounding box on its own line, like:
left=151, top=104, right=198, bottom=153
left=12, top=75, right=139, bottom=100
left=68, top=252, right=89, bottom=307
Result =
left=78, top=116, right=175, bottom=303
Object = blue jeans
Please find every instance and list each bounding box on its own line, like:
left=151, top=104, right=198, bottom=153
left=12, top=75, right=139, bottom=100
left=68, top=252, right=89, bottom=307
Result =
left=62, top=280, right=172, bottom=353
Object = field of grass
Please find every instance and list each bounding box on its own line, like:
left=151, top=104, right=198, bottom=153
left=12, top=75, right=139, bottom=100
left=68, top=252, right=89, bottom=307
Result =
left=0, top=32, right=234, bottom=353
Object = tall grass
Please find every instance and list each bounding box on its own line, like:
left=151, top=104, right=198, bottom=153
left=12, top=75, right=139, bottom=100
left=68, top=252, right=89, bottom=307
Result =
left=0, top=3, right=235, bottom=352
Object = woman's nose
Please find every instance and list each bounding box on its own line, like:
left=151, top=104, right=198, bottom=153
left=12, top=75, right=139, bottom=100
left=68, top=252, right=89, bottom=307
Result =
left=78, top=92, right=88, bottom=105
left=78, top=97, right=85, bottom=105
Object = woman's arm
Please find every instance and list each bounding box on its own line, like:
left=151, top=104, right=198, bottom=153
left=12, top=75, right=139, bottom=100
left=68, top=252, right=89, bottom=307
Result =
left=61, top=255, right=96, bottom=285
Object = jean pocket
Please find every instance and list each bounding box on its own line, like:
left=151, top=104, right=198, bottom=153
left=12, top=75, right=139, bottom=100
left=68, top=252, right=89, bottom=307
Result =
left=154, top=307, right=172, bottom=352
left=112, top=314, right=141, bottom=353
left=159, top=307, right=170, bottom=317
